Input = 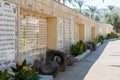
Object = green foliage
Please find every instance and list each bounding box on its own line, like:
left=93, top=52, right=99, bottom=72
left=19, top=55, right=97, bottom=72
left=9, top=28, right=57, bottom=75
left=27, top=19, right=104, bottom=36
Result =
left=106, top=32, right=119, bottom=39
left=0, top=70, right=11, bottom=80
left=83, top=5, right=101, bottom=21
left=98, top=35, right=104, bottom=41
left=10, top=60, right=40, bottom=80
left=57, top=0, right=77, bottom=6
left=10, top=70, right=39, bottom=80
left=77, top=0, right=86, bottom=12
left=92, top=38, right=99, bottom=44
left=106, top=33, right=111, bottom=39
left=107, top=5, right=115, bottom=11
left=103, top=8, right=120, bottom=31
left=0, top=60, right=40, bottom=80
left=98, top=35, right=105, bottom=43
left=70, top=40, right=87, bottom=56
left=86, top=6, right=97, bottom=19
left=92, top=35, right=105, bottom=44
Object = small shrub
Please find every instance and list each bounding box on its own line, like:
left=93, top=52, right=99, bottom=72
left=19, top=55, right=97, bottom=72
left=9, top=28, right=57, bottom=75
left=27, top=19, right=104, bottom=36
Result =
left=11, top=60, right=40, bottom=80
left=0, top=70, right=11, bottom=80
left=107, top=32, right=119, bottom=39
left=0, top=60, right=40, bottom=80
left=92, top=38, right=99, bottom=44
left=98, top=35, right=104, bottom=41
left=98, top=35, right=104, bottom=44
left=106, top=33, right=111, bottom=39
left=70, top=40, right=87, bottom=56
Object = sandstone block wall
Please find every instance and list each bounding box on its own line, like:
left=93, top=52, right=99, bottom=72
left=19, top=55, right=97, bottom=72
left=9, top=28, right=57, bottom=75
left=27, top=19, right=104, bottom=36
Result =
left=2, top=0, right=114, bottom=62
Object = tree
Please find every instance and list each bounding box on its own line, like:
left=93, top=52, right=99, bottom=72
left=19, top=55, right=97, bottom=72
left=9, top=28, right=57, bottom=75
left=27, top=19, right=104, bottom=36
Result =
left=55, top=0, right=67, bottom=5
left=84, top=5, right=100, bottom=21
left=107, top=5, right=115, bottom=11
left=83, top=9, right=90, bottom=17
left=103, top=8, right=120, bottom=32
left=88, top=6, right=97, bottom=19
left=83, top=5, right=101, bottom=21
left=56, top=0, right=76, bottom=5
left=77, top=0, right=86, bottom=13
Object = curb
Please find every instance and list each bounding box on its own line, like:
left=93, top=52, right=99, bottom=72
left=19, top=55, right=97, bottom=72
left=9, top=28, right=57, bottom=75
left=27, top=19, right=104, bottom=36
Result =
left=39, top=75, right=53, bottom=80
left=74, top=42, right=103, bottom=62
left=74, top=50, right=91, bottom=62
left=96, top=42, right=101, bottom=48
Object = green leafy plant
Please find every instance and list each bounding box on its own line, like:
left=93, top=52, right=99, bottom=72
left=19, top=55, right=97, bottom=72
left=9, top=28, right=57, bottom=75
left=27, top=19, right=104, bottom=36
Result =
left=70, top=40, right=87, bottom=56
left=111, top=32, right=119, bottom=38
left=106, top=33, right=111, bottom=39
left=107, top=32, right=119, bottom=39
left=98, top=35, right=104, bottom=41
left=98, top=35, right=104, bottom=44
left=92, top=38, right=99, bottom=44
left=10, top=60, right=40, bottom=80
left=0, top=70, right=11, bottom=80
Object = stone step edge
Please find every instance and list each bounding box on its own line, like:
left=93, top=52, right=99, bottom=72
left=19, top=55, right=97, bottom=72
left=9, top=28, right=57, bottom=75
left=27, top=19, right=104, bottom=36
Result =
left=74, top=50, right=91, bottom=62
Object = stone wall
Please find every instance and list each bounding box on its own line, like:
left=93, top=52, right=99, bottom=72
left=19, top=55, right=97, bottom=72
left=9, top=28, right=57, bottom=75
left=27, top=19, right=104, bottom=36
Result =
left=1, top=0, right=114, bottom=64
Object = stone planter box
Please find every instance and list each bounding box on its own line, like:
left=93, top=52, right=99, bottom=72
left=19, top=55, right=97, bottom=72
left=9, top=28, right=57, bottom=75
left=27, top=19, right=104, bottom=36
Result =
left=96, top=43, right=101, bottom=48
left=74, top=50, right=91, bottom=62
left=39, top=75, right=53, bottom=80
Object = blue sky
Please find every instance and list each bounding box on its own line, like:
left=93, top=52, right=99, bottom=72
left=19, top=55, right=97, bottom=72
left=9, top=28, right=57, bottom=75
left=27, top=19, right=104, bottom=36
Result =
left=84, top=0, right=120, bottom=9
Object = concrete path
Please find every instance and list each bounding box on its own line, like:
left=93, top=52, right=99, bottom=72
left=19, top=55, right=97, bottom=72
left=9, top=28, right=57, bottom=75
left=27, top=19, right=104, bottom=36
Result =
left=84, top=39, right=120, bottom=80
left=55, top=39, right=120, bottom=80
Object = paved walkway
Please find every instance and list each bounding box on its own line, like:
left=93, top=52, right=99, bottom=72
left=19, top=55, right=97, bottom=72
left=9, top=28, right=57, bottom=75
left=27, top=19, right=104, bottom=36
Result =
left=55, top=39, right=120, bottom=80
